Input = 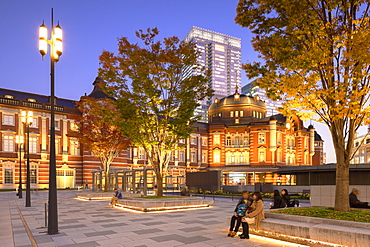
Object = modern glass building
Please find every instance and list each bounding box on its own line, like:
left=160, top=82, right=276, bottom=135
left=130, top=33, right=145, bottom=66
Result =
left=242, top=81, right=284, bottom=117
left=183, top=26, right=242, bottom=122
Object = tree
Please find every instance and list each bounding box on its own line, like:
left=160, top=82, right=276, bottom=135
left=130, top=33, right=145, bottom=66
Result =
left=73, top=97, right=129, bottom=191
left=236, top=0, right=370, bottom=211
left=98, top=28, right=212, bottom=196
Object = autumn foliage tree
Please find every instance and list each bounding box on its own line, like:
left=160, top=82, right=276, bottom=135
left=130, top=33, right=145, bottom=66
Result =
left=236, top=0, right=370, bottom=211
left=74, top=96, right=129, bottom=191
left=98, top=28, right=213, bottom=196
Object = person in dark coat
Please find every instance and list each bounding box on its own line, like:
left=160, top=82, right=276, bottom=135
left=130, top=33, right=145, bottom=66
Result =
left=180, top=186, right=190, bottom=196
left=227, top=191, right=253, bottom=237
left=349, top=188, right=370, bottom=208
left=270, top=190, right=285, bottom=209
left=281, top=189, right=299, bottom=207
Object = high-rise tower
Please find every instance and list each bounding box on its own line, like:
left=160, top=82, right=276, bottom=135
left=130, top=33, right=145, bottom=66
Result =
left=183, top=26, right=241, bottom=122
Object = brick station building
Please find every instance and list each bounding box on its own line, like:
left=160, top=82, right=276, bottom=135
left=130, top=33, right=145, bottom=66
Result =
left=0, top=78, right=323, bottom=190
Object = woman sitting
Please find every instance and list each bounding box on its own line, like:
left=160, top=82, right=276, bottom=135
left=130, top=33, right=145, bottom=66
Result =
left=282, top=189, right=299, bottom=207
left=241, top=192, right=265, bottom=239
left=227, top=191, right=252, bottom=237
left=270, top=190, right=285, bottom=209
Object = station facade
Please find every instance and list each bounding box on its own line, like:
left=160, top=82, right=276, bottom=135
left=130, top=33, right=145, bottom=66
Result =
left=0, top=78, right=324, bottom=190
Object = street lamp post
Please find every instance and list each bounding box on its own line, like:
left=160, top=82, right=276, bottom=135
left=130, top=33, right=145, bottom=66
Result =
left=15, top=135, right=24, bottom=198
left=21, top=111, right=33, bottom=207
left=39, top=8, right=62, bottom=235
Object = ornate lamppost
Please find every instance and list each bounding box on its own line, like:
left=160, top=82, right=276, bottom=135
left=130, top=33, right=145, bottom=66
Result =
left=21, top=110, right=33, bottom=207
left=15, top=135, right=24, bottom=198
left=38, top=8, right=62, bottom=235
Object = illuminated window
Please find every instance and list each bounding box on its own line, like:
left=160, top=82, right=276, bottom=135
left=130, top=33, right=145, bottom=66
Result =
left=240, top=111, right=244, bottom=117
left=30, top=164, right=38, bottom=184
left=277, top=149, right=282, bottom=162
left=70, top=122, right=78, bottom=131
left=3, top=164, right=14, bottom=184
left=4, top=95, right=14, bottom=99
left=230, top=111, right=234, bottom=117
left=70, top=140, right=80, bottom=156
left=226, top=136, right=231, bottom=146
left=55, top=139, right=61, bottom=154
left=191, top=151, right=196, bottom=162
left=29, top=137, right=38, bottom=153
left=179, top=150, right=185, bottom=162
left=244, top=135, right=249, bottom=146
left=49, top=119, right=60, bottom=130
left=27, top=98, right=37, bottom=102
left=30, top=117, right=38, bottom=128
left=2, top=135, right=14, bottom=152
left=202, top=150, right=207, bottom=163
left=213, top=149, right=221, bottom=163
left=258, top=133, right=266, bottom=144
left=213, top=135, right=220, bottom=146
left=235, top=111, right=239, bottom=117
left=179, top=139, right=185, bottom=144
left=139, top=148, right=146, bottom=159
left=277, top=132, right=282, bottom=145
left=258, top=148, right=266, bottom=162
left=191, top=137, right=197, bottom=145
left=226, top=151, right=231, bottom=164
left=2, top=114, right=14, bottom=126
left=235, top=136, right=240, bottom=146
left=215, top=44, right=225, bottom=52
left=202, top=137, right=207, bottom=146
left=244, top=151, right=250, bottom=164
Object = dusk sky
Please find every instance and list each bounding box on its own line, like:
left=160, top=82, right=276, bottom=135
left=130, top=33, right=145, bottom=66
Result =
left=0, top=0, right=337, bottom=162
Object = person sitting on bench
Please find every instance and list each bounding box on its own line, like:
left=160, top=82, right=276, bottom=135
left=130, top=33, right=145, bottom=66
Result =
left=349, top=188, right=370, bottom=208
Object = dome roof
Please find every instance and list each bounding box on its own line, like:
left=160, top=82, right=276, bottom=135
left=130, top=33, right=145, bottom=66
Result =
left=209, top=93, right=265, bottom=111
left=87, top=77, right=114, bottom=100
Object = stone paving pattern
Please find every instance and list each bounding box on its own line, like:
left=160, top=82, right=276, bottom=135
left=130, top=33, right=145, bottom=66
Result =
left=0, top=191, right=307, bottom=247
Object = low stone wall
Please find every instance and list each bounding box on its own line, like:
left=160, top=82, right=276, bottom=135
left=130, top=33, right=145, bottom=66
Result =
left=222, top=185, right=310, bottom=194
left=311, top=185, right=370, bottom=207
left=115, top=197, right=214, bottom=212
left=252, top=212, right=370, bottom=247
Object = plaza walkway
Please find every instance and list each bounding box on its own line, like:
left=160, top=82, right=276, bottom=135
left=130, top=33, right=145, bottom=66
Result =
left=0, top=190, right=308, bottom=247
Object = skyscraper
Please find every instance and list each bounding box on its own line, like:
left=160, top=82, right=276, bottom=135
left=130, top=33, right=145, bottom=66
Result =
left=242, top=81, right=283, bottom=117
left=183, top=26, right=241, bottom=122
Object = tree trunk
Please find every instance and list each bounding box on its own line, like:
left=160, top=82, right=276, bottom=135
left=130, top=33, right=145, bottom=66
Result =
left=156, top=173, right=163, bottom=197
left=331, top=126, right=350, bottom=212
left=104, top=171, right=109, bottom=192
left=334, top=152, right=350, bottom=211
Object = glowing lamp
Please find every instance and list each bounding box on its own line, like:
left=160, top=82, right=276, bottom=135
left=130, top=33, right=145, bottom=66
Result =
left=54, top=23, right=63, bottom=57
left=39, top=21, right=48, bottom=58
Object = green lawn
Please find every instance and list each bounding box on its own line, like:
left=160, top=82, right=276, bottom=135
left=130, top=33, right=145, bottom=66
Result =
left=135, top=196, right=183, bottom=199
left=271, top=207, right=370, bottom=223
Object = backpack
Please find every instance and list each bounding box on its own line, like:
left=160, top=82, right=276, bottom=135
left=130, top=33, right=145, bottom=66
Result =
left=236, top=203, right=247, bottom=216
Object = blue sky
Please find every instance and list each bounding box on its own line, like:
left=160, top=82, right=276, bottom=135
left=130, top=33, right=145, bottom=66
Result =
left=0, top=0, right=336, bottom=162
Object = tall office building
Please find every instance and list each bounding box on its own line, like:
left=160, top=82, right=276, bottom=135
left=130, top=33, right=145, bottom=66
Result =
left=183, top=26, right=242, bottom=122
left=242, top=81, right=283, bottom=117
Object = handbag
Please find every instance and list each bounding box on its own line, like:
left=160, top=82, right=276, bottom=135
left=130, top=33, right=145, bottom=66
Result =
left=242, top=217, right=255, bottom=225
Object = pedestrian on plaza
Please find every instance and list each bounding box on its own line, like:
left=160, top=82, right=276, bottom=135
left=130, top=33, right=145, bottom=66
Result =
left=85, top=180, right=89, bottom=189
left=180, top=186, right=190, bottom=196
left=109, top=188, right=122, bottom=207
left=227, top=191, right=253, bottom=237
left=349, top=188, right=370, bottom=208
left=270, top=190, right=285, bottom=209
left=241, top=192, right=265, bottom=238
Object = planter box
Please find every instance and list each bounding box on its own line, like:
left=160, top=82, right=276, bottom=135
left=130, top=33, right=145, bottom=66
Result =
left=115, top=197, right=214, bottom=212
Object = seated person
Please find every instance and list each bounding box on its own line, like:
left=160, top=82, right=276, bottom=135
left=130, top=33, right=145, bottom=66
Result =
left=349, top=188, right=369, bottom=208
left=180, top=186, right=190, bottom=196
left=227, top=191, right=253, bottom=237
left=270, top=190, right=285, bottom=209
left=110, top=188, right=123, bottom=207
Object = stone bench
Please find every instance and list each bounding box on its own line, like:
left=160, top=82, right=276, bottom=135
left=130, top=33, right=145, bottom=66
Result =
left=115, top=197, right=214, bottom=212
left=253, top=212, right=370, bottom=247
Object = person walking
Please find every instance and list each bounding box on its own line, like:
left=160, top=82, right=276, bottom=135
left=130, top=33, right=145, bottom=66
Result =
left=110, top=188, right=123, bottom=207
left=241, top=192, right=265, bottom=239
left=227, top=191, right=253, bottom=237
left=270, top=190, right=285, bottom=209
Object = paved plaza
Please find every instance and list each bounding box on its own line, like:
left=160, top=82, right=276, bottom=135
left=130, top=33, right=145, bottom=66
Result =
left=0, top=190, right=308, bottom=247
